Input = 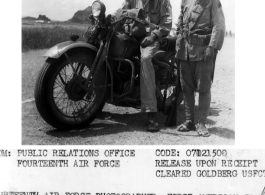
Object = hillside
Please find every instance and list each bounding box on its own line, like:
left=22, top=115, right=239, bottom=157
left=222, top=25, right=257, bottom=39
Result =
left=67, top=6, right=92, bottom=24
left=22, top=16, right=36, bottom=21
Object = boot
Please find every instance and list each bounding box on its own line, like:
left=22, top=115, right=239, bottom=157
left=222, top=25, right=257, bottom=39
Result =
left=147, top=112, right=160, bottom=132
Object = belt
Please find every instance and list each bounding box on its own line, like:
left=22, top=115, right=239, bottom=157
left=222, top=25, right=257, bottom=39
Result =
left=179, top=27, right=212, bottom=46
left=187, top=34, right=211, bottom=46
left=180, top=25, right=212, bottom=36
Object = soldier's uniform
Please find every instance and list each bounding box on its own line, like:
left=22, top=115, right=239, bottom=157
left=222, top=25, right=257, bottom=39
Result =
left=175, top=0, right=225, bottom=135
left=121, top=0, right=172, bottom=114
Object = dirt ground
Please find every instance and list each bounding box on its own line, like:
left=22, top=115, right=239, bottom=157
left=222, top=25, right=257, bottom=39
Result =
left=22, top=37, right=235, bottom=145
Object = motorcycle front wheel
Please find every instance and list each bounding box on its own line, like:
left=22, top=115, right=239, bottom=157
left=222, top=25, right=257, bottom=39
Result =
left=34, top=48, right=108, bottom=130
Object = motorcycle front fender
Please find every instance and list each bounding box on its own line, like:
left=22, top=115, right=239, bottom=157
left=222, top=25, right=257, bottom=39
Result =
left=44, top=41, right=98, bottom=59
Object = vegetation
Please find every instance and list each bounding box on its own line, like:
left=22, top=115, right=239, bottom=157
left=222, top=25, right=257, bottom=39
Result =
left=22, top=24, right=88, bottom=52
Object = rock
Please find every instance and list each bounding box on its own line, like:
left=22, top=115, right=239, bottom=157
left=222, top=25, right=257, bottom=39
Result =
left=67, top=6, right=92, bottom=24
left=36, top=15, right=51, bottom=22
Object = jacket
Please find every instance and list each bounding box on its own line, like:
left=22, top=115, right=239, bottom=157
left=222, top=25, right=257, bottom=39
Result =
left=121, top=0, right=172, bottom=39
left=176, top=0, right=225, bottom=61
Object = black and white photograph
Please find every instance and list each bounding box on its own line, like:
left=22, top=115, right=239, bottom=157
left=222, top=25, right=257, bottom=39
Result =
left=1, top=0, right=265, bottom=193
left=21, top=0, right=235, bottom=145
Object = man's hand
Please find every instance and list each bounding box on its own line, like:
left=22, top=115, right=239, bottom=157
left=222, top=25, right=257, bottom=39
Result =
left=141, top=33, right=157, bottom=47
left=204, top=46, right=215, bottom=61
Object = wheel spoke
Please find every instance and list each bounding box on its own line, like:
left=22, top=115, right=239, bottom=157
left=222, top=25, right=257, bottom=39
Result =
left=82, top=66, right=90, bottom=77
left=53, top=84, right=65, bottom=95
left=54, top=94, right=66, bottom=105
left=71, top=101, right=78, bottom=114
left=58, top=72, right=66, bottom=86
left=64, top=99, right=70, bottom=114
left=81, top=99, right=94, bottom=103
left=54, top=81, right=65, bottom=91
left=54, top=90, right=67, bottom=99
left=77, top=63, right=85, bottom=76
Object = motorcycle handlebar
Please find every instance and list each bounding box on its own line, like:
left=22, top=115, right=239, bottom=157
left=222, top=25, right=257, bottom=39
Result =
left=111, top=16, right=159, bottom=30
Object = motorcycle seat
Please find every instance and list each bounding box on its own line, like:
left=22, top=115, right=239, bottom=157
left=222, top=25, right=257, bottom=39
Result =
left=153, top=35, right=177, bottom=63
left=159, top=35, right=177, bottom=52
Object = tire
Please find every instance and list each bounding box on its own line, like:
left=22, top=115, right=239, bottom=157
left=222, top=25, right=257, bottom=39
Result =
left=34, top=48, right=107, bottom=130
left=156, top=82, right=183, bottom=112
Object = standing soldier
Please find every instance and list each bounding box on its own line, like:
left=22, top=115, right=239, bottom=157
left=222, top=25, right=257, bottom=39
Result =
left=121, top=0, right=172, bottom=132
left=175, top=0, right=225, bottom=136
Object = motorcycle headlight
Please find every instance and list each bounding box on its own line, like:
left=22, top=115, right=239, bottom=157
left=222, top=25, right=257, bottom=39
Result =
left=92, top=1, right=106, bottom=18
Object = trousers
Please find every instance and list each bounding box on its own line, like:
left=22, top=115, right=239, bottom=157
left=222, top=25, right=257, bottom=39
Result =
left=140, top=40, right=160, bottom=112
left=180, top=59, right=214, bottom=123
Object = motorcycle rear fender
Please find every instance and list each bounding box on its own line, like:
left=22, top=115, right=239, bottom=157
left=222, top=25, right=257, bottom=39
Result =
left=44, top=41, right=98, bottom=59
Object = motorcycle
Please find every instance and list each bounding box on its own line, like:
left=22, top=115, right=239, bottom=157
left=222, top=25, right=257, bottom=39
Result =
left=34, top=1, right=183, bottom=130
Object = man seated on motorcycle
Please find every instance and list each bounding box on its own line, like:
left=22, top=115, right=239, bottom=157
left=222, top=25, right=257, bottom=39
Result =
left=121, top=0, right=172, bottom=132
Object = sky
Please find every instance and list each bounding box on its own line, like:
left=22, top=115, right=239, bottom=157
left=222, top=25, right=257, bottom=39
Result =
left=22, top=0, right=235, bottom=32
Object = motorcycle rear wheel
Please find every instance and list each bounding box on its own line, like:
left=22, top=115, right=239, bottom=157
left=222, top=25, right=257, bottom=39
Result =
left=156, top=83, right=183, bottom=111
left=34, top=48, right=107, bottom=130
